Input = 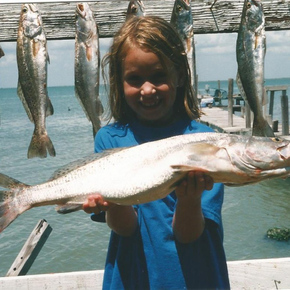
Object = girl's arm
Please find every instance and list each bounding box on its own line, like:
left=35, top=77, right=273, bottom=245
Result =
left=83, top=195, right=138, bottom=237
left=173, top=172, right=213, bottom=244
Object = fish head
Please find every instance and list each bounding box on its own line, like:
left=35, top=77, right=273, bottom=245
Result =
left=19, top=4, right=43, bottom=39
left=243, top=0, right=264, bottom=33
left=243, top=136, right=290, bottom=170
left=126, top=0, right=146, bottom=19
left=170, top=0, right=193, bottom=41
left=75, top=3, right=96, bottom=40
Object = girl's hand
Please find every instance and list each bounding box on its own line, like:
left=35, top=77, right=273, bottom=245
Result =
left=175, top=171, right=213, bottom=203
left=82, top=194, right=116, bottom=215
left=83, top=194, right=138, bottom=237
left=173, top=171, right=214, bottom=243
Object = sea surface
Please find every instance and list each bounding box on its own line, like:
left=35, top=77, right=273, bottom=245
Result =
left=0, top=79, right=289, bottom=277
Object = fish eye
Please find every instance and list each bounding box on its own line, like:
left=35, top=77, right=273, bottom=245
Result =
left=177, top=5, right=182, bottom=12
left=22, top=7, right=28, bottom=13
left=246, top=2, right=251, bottom=9
left=271, top=137, right=281, bottom=142
left=131, top=6, right=138, bottom=13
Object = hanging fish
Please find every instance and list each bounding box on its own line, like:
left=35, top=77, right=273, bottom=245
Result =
left=16, top=4, right=55, bottom=158
left=170, top=0, right=197, bottom=99
left=75, top=2, right=103, bottom=137
left=126, top=0, right=146, bottom=20
left=236, top=0, right=274, bottom=137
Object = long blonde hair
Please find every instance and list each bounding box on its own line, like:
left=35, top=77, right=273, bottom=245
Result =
left=102, top=15, right=201, bottom=124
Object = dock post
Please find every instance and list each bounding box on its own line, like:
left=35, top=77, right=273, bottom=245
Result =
left=6, top=219, right=52, bottom=277
left=269, top=90, right=275, bottom=117
left=245, top=101, right=251, bottom=128
left=228, top=78, right=233, bottom=127
left=281, top=90, right=289, bottom=135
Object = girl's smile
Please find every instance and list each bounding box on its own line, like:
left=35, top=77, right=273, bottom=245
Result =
left=122, top=47, right=180, bottom=124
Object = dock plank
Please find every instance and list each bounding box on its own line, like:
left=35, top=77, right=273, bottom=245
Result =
left=0, top=258, right=289, bottom=290
left=200, top=107, right=251, bottom=134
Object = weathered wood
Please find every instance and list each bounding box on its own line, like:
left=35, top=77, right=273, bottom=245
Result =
left=6, top=219, right=52, bottom=277
left=265, top=85, right=289, bottom=135
left=281, top=91, right=289, bottom=135
left=0, top=258, right=289, bottom=289
left=227, top=78, right=233, bottom=127
left=0, top=0, right=289, bottom=42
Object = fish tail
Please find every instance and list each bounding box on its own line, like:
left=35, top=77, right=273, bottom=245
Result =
left=28, top=132, right=56, bottom=159
left=0, top=174, right=30, bottom=232
left=253, top=117, right=275, bottom=137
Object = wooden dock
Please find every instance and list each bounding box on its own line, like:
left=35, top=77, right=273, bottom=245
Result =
left=200, top=84, right=289, bottom=137
left=0, top=257, right=289, bottom=289
left=200, top=106, right=251, bottom=135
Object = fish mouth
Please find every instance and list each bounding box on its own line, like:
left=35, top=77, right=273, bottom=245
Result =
left=76, top=3, right=87, bottom=17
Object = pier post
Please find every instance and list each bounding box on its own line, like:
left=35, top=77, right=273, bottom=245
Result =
left=245, top=101, right=251, bottom=128
left=281, top=90, right=289, bottom=135
left=228, top=79, right=233, bottom=127
left=269, top=90, right=275, bottom=117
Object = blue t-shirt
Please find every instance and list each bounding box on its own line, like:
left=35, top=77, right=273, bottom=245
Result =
left=93, top=118, right=230, bottom=289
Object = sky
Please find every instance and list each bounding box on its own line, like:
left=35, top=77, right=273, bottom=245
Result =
left=0, top=30, right=289, bottom=89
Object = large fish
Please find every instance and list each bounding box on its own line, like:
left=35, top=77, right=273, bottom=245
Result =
left=75, top=3, right=103, bottom=137
left=17, top=4, right=55, bottom=158
left=1, top=132, right=290, bottom=232
left=236, top=0, right=274, bottom=137
left=170, top=0, right=197, bottom=99
left=126, top=0, right=146, bottom=20
left=0, top=45, right=4, bottom=58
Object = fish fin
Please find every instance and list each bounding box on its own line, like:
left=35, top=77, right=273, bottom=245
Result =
left=252, top=117, right=275, bottom=137
left=86, top=45, right=92, bottom=62
left=0, top=187, right=31, bottom=233
left=187, top=143, right=220, bottom=156
left=17, top=81, right=34, bottom=122
left=56, top=203, right=83, bottom=214
left=0, top=173, right=29, bottom=188
left=46, top=97, right=54, bottom=117
left=28, top=132, right=56, bottom=159
left=171, top=165, right=207, bottom=172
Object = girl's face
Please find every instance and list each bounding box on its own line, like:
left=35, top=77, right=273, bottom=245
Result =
left=122, top=47, right=180, bottom=124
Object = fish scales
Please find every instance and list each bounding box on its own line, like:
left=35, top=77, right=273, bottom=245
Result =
left=1, top=132, right=290, bottom=232
left=236, top=0, right=274, bottom=137
left=17, top=4, right=55, bottom=158
left=75, top=3, right=103, bottom=137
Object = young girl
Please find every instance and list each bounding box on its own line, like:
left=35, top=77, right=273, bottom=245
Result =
left=83, top=16, right=230, bottom=289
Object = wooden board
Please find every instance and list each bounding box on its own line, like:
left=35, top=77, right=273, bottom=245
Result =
left=0, top=258, right=289, bottom=289
left=0, top=0, right=290, bottom=42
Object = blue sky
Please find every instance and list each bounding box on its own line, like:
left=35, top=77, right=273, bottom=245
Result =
left=0, top=30, right=289, bottom=89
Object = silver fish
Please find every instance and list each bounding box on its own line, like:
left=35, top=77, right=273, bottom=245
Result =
left=236, top=0, right=274, bottom=137
left=0, top=45, right=4, bottom=58
left=1, top=132, right=290, bottom=232
left=170, top=0, right=197, bottom=99
left=126, top=0, right=146, bottom=20
left=17, top=4, right=55, bottom=158
left=75, top=3, right=103, bottom=137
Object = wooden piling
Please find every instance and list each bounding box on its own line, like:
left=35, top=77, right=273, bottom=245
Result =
left=228, top=78, right=233, bottom=127
left=6, top=220, right=52, bottom=277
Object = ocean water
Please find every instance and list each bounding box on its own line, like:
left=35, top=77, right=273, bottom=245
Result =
left=0, top=80, right=289, bottom=277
